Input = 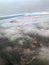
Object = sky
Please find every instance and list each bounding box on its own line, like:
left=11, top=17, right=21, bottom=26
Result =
left=0, top=0, right=49, bottom=16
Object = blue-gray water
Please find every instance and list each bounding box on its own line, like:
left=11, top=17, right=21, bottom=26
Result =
left=0, top=14, right=49, bottom=24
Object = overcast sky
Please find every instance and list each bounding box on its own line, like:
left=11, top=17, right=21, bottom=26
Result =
left=0, top=0, right=49, bottom=16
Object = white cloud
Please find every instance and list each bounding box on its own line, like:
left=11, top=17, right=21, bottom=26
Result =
left=0, top=15, right=49, bottom=41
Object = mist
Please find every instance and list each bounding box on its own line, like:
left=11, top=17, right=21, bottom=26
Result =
left=0, top=0, right=49, bottom=16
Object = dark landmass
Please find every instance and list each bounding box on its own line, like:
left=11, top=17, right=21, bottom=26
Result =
left=0, top=34, right=49, bottom=65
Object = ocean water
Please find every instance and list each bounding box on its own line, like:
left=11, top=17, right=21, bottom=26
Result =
left=0, top=15, right=23, bottom=24
left=0, top=17, right=17, bottom=24
left=0, top=14, right=49, bottom=24
left=0, top=15, right=49, bottom=24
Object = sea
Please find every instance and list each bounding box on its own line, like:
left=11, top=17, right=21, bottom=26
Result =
left=0, top=13, right=49, bottom=24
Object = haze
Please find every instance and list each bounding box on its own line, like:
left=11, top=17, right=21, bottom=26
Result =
left=0, top=0, right=49, bottom=16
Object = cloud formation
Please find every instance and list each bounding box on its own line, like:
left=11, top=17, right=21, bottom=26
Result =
left=0, top=14, right=49, bottom=41
left=0, top=14, right=49, bottom=65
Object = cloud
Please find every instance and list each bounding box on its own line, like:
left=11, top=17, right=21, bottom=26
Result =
left=0, top=12, right=49, bottom=65
left=0, top=14, right=49, bottom=41
left=38, top=47, right=49, bottom=62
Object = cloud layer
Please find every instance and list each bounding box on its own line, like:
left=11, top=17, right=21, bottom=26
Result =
left=0, top=14, right=49, bottom=65
left=0, top=15, right=49, bottom=41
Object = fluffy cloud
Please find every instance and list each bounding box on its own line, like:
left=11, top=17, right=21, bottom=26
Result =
left=0, top=15, right=49, bottom=41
